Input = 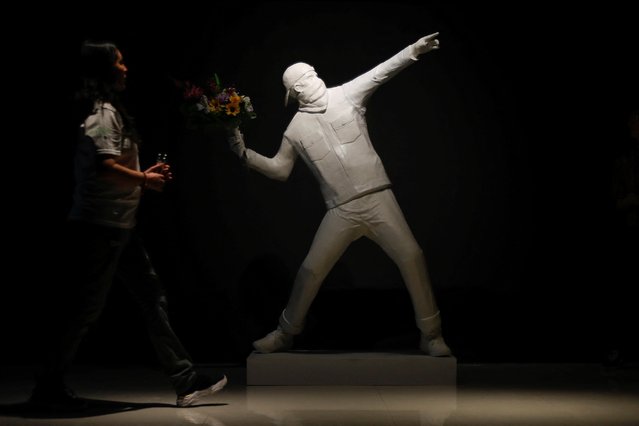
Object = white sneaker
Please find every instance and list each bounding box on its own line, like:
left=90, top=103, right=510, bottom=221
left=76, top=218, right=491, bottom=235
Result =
left=176, top=375, right=227, bottom=407
left=253, top=326, right=293, bottom=353
left=420, top=334, right=452, bottom=357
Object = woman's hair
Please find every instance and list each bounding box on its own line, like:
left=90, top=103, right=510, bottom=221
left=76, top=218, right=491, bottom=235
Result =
left=76, top=40, right=138, bottom=141
left=78, top=40, right=120, bottom=104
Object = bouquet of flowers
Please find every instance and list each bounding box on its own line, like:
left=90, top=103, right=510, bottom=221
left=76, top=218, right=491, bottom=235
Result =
left=180, top=74, right=256, bottom=131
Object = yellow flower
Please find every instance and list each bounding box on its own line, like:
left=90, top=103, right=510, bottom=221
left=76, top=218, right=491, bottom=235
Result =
left=208, top=98, right=221, bottom=113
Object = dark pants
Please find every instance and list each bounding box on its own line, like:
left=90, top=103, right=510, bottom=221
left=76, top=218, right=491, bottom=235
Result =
left=40, top=221, right=196, bottom=395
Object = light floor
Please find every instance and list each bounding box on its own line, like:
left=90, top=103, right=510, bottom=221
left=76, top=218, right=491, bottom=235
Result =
left=1, top=363, right=637, bottom=425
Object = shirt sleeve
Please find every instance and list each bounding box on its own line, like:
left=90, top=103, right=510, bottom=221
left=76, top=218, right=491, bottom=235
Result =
left=342, top=45, right=418, bottom=110
left=84, top=106, right=124, bottom=156
left=246, top=136, right=298, bottom=181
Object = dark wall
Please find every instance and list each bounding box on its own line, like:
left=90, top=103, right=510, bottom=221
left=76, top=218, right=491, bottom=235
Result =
left=6, top=2, right=638, bottom=365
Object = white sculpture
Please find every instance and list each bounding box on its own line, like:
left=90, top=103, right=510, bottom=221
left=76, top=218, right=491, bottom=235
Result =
left=228, top=33, right=451, bottom=356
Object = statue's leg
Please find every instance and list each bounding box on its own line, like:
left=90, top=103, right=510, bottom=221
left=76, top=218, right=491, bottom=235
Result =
left=366, top=190, right=452, bottom=356
left=253, top=208, right=361, bottom=353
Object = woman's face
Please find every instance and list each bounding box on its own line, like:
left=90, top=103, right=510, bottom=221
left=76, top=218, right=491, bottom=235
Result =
left=112, top=49, right=127, bottom=92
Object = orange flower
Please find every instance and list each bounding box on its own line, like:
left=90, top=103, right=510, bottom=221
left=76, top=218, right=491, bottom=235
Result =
left=226, top=102, right=241, bottom=116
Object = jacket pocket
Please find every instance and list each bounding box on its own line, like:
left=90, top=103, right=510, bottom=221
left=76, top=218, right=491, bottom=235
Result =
left=331, top=115, right=361, bottom=144
left=300, top=133, right=330, bottom=161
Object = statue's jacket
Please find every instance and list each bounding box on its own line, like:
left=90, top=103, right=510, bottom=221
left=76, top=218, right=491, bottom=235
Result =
left=248, top=45, right=418, bottom=209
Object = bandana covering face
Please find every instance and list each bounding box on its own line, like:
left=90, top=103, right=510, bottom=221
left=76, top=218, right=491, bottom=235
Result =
left=296, top=74, right=328, bottom=113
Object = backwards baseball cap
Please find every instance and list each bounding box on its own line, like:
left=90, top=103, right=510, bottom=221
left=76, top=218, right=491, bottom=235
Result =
left=282, top=62, right=316, bottom=107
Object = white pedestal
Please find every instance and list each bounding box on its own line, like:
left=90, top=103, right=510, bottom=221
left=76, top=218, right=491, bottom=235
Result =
left=247, top=350, right=457, bottom=385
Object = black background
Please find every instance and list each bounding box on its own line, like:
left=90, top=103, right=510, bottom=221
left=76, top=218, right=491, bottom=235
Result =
left=5, top=2, right=638, bottom=367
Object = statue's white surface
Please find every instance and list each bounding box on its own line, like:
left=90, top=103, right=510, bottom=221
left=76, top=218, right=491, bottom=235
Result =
left=229, top=33, right=451, bottom=356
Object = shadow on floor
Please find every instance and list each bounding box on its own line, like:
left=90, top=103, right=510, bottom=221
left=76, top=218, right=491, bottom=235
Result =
left=0, top=398, right=227, bottom=419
